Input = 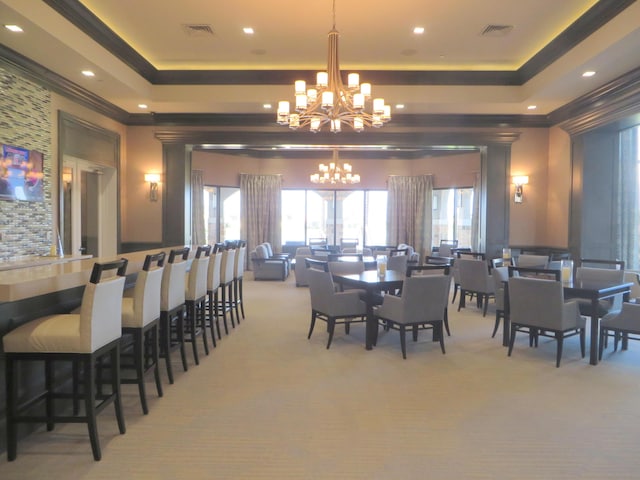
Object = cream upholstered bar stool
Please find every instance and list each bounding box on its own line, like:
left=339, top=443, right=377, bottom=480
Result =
left=3, top=259, right=128, bottom=461
left=159, top=247, right=190, bottom=384
left=232, top=242, right=247, bottom=322
left=184, top=245, right=211, bottom=365
left=120, top=251, right=165, bottom=415
left=219, top=246, right=237, bottom=333
left=206, top=244, right=224, bottom=344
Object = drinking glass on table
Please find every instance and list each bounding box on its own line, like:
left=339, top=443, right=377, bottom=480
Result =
left=377, top=255, right=387, bottom=277
left=561, top=259, right=573, bottom=283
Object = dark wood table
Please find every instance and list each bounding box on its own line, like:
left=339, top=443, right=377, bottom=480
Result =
left=332, top=270, right=405, bottom=350
left=503, top=280, right=633, bottom=365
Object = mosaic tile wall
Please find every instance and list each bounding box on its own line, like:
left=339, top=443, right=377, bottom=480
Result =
left=0, top=66, right=53, bottom=260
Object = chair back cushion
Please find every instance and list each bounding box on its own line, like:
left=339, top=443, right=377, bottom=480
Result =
left=221, top=248, right=236, bottom=283
left=81, top=276, right=126, bottom=352
left=186, top=255, right=210, bottom=300
left=307, top=268, right=337, bottom=311
left=328, top=260, right=365, bottom=276
left=492, top=266, right=509, bottom=309
left=123, top=266, right=163, bottom=328
left=235, top=246, right=247, bottom=278
left=207, top=252, right=223, bottom=290
left=254, top=244, right=269, bottom=259
left=161, top=260, right=187, bottom=311
left=458, top=258, right=493, bottom=293
left=387, top=254, right=408, bottom=273
left=515, top=254, right=549, bottom=269
left=509, top=276, right=580, bottom=330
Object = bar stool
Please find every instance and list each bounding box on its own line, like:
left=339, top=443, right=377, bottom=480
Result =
left=160, top=247, right=190, bottom=384
left=219, top=246, right=237, bottom=333
left=120, top=252, right=165, bottom=415
left=3, top=259, right=128, bottom=461
left=233, top=242, right=247, bottom=322
left=184, top=245, right=211, bottom=365
left=206, top=245, right=224, bottom=343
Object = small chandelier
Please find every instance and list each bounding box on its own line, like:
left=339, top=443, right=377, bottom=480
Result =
left=277, top=0, right=391, bottom=133
left=310, top=150, right=360, bottom=184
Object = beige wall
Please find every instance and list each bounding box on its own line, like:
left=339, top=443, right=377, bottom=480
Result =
left=120, top=126, right=572, bottom=248
left=191, top=150, right=480, bottom=190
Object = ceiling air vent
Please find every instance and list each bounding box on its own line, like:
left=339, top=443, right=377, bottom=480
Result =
left=480, top=24, right=514, bottom=37
left=182, top=24, right=214, bottom=36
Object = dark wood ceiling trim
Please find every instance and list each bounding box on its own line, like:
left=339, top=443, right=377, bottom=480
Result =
left=40, top=0, right=634, bottom=88
left=517, top=0, right=637, bottom=83
left=550, top=65, right=640, bottom=134
left=131, top=112, right=549, bottom=129
left=42, top=0, right=157, bottom=81
left=154, top=129, right=521, bottom=147
left=0, top=44, right=130, bottom=123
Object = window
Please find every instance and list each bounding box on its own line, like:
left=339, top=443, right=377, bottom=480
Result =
left=203, top=186, right=240, bottom=244
left=281, top=189, right=386, bottom=246
left=432, top=187, right=474, bottom=247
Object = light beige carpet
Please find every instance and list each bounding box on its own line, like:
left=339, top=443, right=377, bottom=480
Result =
left=2, top=274, right=640, bottom=479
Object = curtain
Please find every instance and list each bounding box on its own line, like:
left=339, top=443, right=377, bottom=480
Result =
left=615, top=127, right=639, bottom=269
left=386, top=175, right=433, bottom=261
left=191, top=169, right=205, bottom=246
left=471, top=171, right=481, bottom=252
left=240, top=174, right=282, bottom=269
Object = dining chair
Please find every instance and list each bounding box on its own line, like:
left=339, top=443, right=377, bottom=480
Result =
left=456, top=257, right=494, bottom=316
left=599, top=302, right=640, bottom=359
left=220, top=247, right=237, bottom=330
left=3, top=259, right=128, bottom=461
left=184, top=245, right=211, bottom=365
left=373, top=274, right=450, bottom=359
left=437, top=239, right=458, bottom=257
left=120, top=252, right=164, bottom=415
left=575, top=265, right=625, bottom=317
left=306, top=268, right=367, bottom=349
left=491, top=266, right=509, bottom=339
left=407, top=265, right=453, bottom=335
left=233, top=243, right=247, bottom=321
left=508, top=276, right=585, bottom=367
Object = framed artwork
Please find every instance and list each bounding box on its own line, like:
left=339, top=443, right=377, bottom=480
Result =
left=0, top=144, right=44, bottom=202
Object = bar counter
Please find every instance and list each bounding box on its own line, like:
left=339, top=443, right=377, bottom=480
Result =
left=0, top=248, right=177, bottom=303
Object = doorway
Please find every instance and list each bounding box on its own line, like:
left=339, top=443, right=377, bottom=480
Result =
left=62, top=156, right=117, bottom=258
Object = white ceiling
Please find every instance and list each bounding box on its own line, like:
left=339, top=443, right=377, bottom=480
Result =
left=1, top=0, right=640, bottom=117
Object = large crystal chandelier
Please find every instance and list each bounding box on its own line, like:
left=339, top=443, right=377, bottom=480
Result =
left=277, top=0, right=391, bottom=133
left=310, top=150, right=360, bottom=184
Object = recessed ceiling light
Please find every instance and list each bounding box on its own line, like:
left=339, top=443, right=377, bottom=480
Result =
left=4, top=24, right=23, bottom=33
left=395, top=104, right=405, bottom=109
left=527, top=105, right=537, bottom=110
left=582, top=70, right=596, bottom=77
left=413, top=27, right=425, bottom=35
left=81, top=70, right=95, bottom=77
left=263, top=103, right=272, bottom=109
left=243, top=27, right=254, bottom=35
left=138, top=104, right=148, bottom=109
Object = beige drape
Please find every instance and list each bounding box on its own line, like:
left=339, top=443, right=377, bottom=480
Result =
left=240, top=174, right=282, bottom=269
left=386, top=175, right=433, bottom=261
left=191, top=169, right=205, bottom=246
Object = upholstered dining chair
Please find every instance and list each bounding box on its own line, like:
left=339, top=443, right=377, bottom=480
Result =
left=307, top=267, right=366, bottom=349
left=508, top=276, right=585, bottom=367
left=3, top=259, right=128, bottom=461
left=456, top=257, right=495, bottom=317
left=491, top=266, right=509, bottom=339
left=160, top=247, right=190, bottom=384
left=406, top=264, right=453, bottom=335
left=599, top=302, right=640, bottom=358
left=184, top=245, right=211, bottom=364
left=373, top=274, right=450, bottom=359
left=513, top=254, right=549, bottom=269
left=575, top=265, right=625, bottom=317
left=120, top=251, right=165, bottom=415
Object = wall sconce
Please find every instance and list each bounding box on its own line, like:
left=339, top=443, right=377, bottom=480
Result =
left=512, top=175, right=529, bottom=203
left=144, top=173, right=160, bottom=202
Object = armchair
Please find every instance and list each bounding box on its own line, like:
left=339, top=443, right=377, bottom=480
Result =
left=250, top=244, right=289, bottom=281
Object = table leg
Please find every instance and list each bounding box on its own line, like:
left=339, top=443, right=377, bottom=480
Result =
left=365, top=290, right=376, bottom=350
left=589, top=298, right=599, bottom=365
